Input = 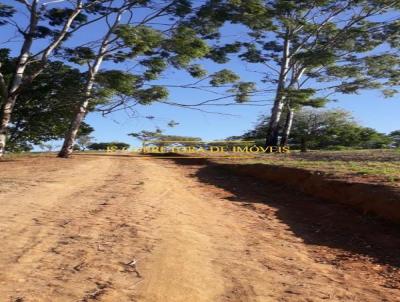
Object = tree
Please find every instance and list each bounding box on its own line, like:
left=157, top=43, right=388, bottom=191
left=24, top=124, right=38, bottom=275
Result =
left=153, top=135, right=203, bottom=147
left=129, top=129, right=163, bottom=150
left=38, top=143, right=54, bottom=152
left=389, top=130, right=400, bottom=147
left=238, top=109, right=391, bottom=151
left=212, top=0, right=400, bottom=146
left=88, top=142, right=129, bottom=151
left=0, top=0, right=107, bottom=156
left=0, top=55, right=94, bottom=152
left=279, top=88, right=327, bottom=146
left=76, top=135, right=94, bottom=151
left=291, top=109, right=391, bottom=151
left=57, top=0, right=230, bottom=158
left=129, top=129, right=202, bottom=149
left=290, top=109, right=357, bottom=151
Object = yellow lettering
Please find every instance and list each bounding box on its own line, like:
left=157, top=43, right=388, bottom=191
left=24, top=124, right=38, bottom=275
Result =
left=257, top=146, right=267, bottom=153
left=210, top=146, right=221, bottom=152
left=234, top=146, right=249, bottom=153
left=249, top=146, right=260, bottom=153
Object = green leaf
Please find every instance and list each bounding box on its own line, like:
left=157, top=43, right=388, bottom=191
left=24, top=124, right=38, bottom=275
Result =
left=186, top=64, right=207, bottom=78
left=229, top=81, right=256, bottom=103
left=115, top=25, right=163, bottom=55
left=96, top=70, right=141, bottom=96
left=133, top=86, right=169, bottom=104
left=210, top=69, right=240, bottom=86
left=0, top=3, right=15, bottom=26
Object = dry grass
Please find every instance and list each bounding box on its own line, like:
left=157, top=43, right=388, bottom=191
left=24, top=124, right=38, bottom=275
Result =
left=3, top=149, right=400, bottom=185
left=224, top=149, right=400, bottom=185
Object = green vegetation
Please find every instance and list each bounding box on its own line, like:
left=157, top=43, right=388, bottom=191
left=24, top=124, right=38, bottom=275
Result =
left=128, top=130, right=203, bottom=148
left=235, top=109, right=395, bottom=152
left=0, top=0, right=246, bottom=158
left=0, top=57, right=94, bottom=152
left=219, top=150, right=400, bottom=185
left=215, top=0, right=400, bottom=146
left=0, top=1, right=399, bottom=159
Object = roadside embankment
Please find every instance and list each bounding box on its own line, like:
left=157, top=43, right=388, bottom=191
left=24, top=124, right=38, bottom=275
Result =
left=219, top=163, right=400, bottom=223
left=165, top=153, right=400, bottom=223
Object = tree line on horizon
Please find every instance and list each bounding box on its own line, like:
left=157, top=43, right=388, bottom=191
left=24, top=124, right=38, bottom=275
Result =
left=71, top=109, right=400, bottom=153
left=232, top=108, right=400, bottom=151
left=0, top=0, right=399, bottom=157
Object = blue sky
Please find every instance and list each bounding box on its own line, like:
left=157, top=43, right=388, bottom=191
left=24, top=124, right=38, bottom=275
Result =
left=83, top=20, right=400, bottom=147
left=1, top=0, right=399, bottom=148
left=85, top=80, right=400, bottom=148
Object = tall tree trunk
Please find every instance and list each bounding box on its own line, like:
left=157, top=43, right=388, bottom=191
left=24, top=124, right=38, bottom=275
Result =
left=300, top=137, right=307, bottom=152
left=0, top=0, right=82, bottom=156
left=57, top=67, right=100, bottom=158
left=0, top=50, right=33, bottom=155
left=279, top=65, right=306, bottom=148
left=280, top=106, right=294, bottom=147
left=57, top=100, right=90, bottom=158
left=0, top=95, right=17, bottom=155
left=58, top=11, right=122, bottom=158
left=265, top=30, right=291, bottom=147
left=0, top=0, right=38, bottom=157
left=265, top=97, right=285, bottom=146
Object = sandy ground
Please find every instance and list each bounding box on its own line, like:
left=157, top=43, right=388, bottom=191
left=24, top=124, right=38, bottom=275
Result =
left=0, top=154, right=399, bottom=302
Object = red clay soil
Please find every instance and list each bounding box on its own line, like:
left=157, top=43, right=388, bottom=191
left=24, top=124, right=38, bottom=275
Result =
left=161, top=154, right=400, bottom=223
left=222, top=163, right=400, bottom=223
left=0, top=154, right=399, bottom=301
left=167, top=157, right=400, bottom=291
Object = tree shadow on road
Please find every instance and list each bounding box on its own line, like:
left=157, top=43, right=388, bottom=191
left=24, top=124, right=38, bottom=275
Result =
left=166, top=156, right=400, bottom=271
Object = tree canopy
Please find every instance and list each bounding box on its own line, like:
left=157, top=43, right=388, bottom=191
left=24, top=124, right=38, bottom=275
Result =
left=0, top=0, right=399, bottom=155
left=129, top=130, right=203, bottom=148
left=238, top=108, right=392, bottom=151
left=0, top=55, right=94, bottom=152
left=88, top=142, right=130, bottom=151
left=204, top=0, right=400, bottom=146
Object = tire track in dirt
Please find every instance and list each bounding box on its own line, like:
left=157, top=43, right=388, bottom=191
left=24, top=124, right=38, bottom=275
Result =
left=0, top=156, right=161, bottom=301
left=1, top=155, right=399, bottom=302
left=134, top=158, right=400, bottom=302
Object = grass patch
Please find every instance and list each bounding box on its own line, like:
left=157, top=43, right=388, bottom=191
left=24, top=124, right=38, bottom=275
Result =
left=216, top=149, right=400, bottom=185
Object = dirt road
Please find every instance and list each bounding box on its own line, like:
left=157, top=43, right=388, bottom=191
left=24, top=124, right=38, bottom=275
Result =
left=0, top=155, right=399, bottom=301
